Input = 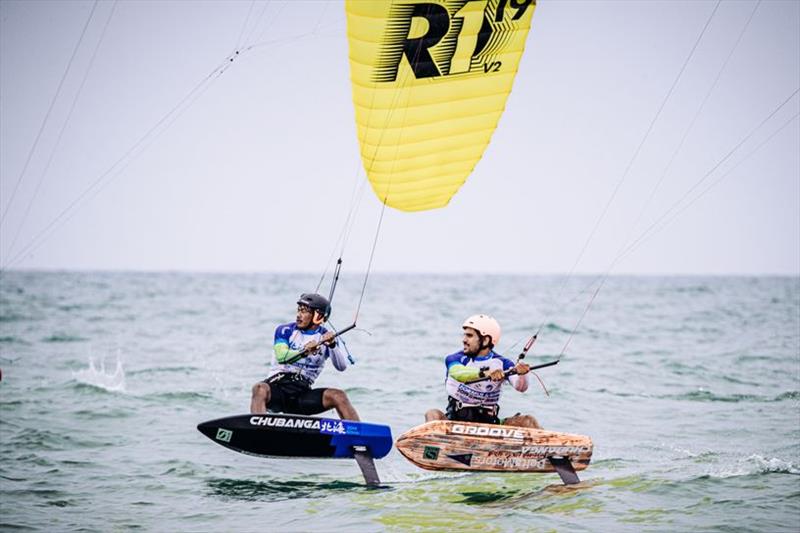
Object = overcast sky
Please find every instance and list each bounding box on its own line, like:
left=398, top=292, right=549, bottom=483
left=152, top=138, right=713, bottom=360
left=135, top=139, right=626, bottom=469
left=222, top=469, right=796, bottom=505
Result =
left=1, top=0, right=798, bottom=275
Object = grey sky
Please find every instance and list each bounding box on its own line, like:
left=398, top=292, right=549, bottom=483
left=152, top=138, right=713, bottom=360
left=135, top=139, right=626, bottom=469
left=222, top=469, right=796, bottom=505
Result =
left=1, top=0, right=798, bottom=275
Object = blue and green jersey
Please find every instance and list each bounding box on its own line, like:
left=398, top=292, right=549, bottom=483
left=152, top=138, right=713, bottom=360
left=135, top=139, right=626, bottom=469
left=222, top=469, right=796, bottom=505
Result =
left=444, top=351, right=524, bottom=407
left=267, top=322, right=348, bottom=384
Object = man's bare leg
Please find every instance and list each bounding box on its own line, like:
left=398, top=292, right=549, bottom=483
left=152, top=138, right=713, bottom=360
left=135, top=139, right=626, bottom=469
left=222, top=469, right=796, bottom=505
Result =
left=322, top=388, right=360, bottom=421
left=503, top=414, right=541, bottom=428
left=425, top=409, right=446, bottom=422
left=250, top=382, right=271, bottom=414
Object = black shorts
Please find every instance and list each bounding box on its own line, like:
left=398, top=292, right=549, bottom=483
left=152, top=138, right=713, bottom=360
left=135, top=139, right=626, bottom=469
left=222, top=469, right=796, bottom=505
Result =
left=263, top=375, right=328, bottom=416
left=446, top=397, right=500, bottom=424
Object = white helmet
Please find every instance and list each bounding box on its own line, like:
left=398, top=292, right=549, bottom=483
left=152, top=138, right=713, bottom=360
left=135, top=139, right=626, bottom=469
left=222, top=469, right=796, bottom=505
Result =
left=462, top=314, right=501, bottom=347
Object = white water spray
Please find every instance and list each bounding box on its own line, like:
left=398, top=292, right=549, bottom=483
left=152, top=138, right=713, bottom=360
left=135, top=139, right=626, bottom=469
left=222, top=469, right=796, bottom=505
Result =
left=73, top=356, right=126, bottom=392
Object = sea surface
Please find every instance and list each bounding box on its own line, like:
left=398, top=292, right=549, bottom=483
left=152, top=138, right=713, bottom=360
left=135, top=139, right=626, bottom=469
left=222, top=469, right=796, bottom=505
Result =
left=1, top=271, right=798, bottom=532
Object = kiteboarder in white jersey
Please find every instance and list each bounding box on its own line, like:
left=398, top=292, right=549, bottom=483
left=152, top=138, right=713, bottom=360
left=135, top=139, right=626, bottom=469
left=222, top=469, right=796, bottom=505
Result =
left=425, top=314, right=540, bottom=428
left=250, top=293, right=360, bottom=421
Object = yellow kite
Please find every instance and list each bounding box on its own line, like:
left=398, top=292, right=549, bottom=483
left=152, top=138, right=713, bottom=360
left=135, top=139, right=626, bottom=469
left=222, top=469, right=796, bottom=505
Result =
left=346, top=0, right=536, bottom=211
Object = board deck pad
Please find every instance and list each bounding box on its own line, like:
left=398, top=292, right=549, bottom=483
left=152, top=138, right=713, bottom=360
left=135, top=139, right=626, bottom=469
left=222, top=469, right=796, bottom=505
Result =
left=396, top=420, right=592, bottom=475
left=197, top=413, right=393, bottom=460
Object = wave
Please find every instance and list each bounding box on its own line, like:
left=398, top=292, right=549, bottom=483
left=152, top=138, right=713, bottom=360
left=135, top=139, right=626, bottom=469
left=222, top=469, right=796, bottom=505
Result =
left=342, top=386, right=382, bottom=395
left=56, top=304, right=88, bottom=312
left=658, top=443, right=723, bottom=465
left=543, top=322, right=572, bottom=334
left=734, top=354, right=784, bottom=364
left=673, top=285, right=713, bottom=294
left=43, top=499, right=76, bottom=508
left=42, top=333, right=88, bottom=343
left=8, top=428, right=111, bottom=451
left=0, top=488, right=79, bottom=509
left=71, top=407, right=133, bottom=420
left=0, top=336, right=28, bottom=345
left=435, top=475, right=600, bottom=509
left=590, top=457, right=629, bottom=469
left=205, top=477, right=368, bottom=502
left=126, top=366, right=201, bottom=377
left=674, top=389, right=799, bottom=403
left=0, top=312, right=35, bottom=323
left=141, top=391, right=214, bottom=402
left=592, top=388, right=641, bottom=398
left=380, top=469, right=473, bottom=485
left=719, top=374, right=762, bottom=386
left=159, top=460, right=201, bottom=478
left=1, top=488, right=69, bottom=499
left=457, top=487, right=518, bottom=504
left=705, top=454, right=800, bottom=478
left=774, top=391, right=800, bottom=401
left=401, top=388, right=435, bottom=397
left=72, top=358, right=126, bottom=393
left=591, top=388, right=799, bottom=403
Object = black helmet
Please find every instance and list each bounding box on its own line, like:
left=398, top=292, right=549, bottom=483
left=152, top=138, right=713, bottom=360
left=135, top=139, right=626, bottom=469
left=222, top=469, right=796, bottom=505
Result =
left=297, top=293, right=331, bottom=320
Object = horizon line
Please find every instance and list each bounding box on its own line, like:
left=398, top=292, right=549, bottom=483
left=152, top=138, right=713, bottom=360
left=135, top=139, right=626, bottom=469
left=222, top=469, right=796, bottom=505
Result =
left=2, top=266, right=798, bottom=278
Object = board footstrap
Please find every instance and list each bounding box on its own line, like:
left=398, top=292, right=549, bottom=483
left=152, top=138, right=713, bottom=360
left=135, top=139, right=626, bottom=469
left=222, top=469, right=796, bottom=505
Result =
left=548, top=456, right=581, bottom=485
left=353, top=447, right=381, bottom=487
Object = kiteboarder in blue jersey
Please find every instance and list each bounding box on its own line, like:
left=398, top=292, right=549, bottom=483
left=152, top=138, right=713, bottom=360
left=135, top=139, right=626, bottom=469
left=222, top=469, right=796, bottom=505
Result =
left=425, top=314, right=540, bottom=428
left=250, top=293, right=360, bottom=421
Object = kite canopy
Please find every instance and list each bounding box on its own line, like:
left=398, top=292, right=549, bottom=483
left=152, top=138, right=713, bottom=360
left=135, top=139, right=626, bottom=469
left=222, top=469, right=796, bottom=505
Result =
left=346, top=0, right=536, bottom=212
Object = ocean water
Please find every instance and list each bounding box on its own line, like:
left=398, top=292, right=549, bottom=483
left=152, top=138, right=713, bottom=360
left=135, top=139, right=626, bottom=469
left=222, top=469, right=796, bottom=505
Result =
left=1, top=271, right=798, bottom=532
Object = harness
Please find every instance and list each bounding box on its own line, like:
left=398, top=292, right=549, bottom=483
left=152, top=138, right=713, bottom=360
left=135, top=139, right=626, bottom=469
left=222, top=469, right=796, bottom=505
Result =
left=266, top=372, right=312, bottom=387
left=446, top=396, right=499, bottom=423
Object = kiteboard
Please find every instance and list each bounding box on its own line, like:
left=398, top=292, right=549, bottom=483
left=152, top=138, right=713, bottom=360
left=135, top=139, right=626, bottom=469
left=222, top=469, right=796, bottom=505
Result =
left=395, top=420, right=592, bottom=485
left=197, top=413, right=392, bottom=486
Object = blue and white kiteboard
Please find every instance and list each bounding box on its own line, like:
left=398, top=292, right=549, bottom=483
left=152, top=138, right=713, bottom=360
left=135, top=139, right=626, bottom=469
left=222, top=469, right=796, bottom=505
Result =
left=197, top=413, right=392, bottom=485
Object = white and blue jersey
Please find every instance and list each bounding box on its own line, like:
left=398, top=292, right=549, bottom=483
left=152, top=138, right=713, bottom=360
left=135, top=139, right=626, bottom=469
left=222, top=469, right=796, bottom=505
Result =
left=267, top=323, right=348, bottom=385
left=444, top=351, right=520, bottom=407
